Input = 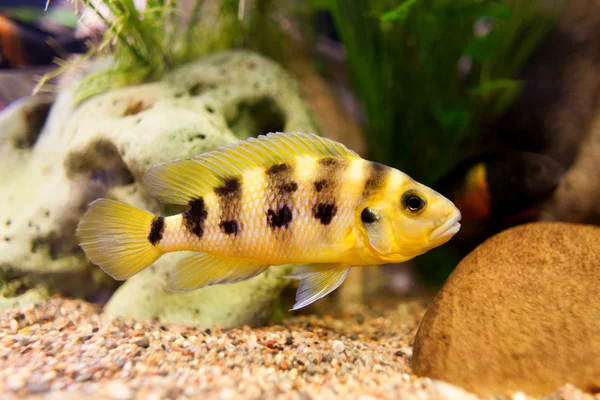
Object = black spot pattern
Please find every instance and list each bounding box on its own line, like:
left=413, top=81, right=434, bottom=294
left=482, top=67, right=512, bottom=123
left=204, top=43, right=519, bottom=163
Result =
left=312, top=203, right=338, bottom=225
left=183, top=197, right=208, bottom=238
left=215, top=177, right=243, bottom=236
left=313, top=180, right=327, bottom=192
left=282, top=182, right=298, bottom=193
left=148, top=216, right=165, bottom=245
left=267, top=206, right=293, bottom=228
left=265, top=163, right=296, bottom=234
left=310, top=157, right=348, bottom=227
left=220, top=220, right=239, bottom=235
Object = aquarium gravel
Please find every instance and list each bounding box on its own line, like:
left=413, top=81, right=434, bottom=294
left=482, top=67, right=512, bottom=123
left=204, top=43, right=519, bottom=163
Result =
left=0, top=297, right=597, bottom=400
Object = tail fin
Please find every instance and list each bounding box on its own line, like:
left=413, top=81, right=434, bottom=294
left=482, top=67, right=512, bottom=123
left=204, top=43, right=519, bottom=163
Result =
left=76, top=198, right=163, bottom=280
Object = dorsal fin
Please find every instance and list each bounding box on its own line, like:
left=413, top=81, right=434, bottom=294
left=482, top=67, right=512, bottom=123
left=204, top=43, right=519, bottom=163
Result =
left=143, top=132, right=360, bottom=205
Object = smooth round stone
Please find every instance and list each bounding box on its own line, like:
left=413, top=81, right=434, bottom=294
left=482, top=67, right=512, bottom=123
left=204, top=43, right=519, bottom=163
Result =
left=412, top=222, right=600, bottom=397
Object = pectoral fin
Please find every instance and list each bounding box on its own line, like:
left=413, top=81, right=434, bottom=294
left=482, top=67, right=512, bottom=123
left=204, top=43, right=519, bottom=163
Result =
left=166, top=253, right=270, bottom=292
left=285, top=264, right=350, bottom=310
left=363, top=208, right=394, bottom=254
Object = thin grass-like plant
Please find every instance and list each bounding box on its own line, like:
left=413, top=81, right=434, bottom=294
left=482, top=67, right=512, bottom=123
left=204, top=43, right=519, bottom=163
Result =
left=308, top=0, right=564, bottom=284
left=36, top=0, right=293, bottom=103
left=309, top=0, right=564, bottom=185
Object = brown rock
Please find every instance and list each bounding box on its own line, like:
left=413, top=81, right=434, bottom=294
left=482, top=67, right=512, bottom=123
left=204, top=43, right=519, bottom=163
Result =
left=541, top=101, right=600, bottom=225
left=412, top=222, right=600, bottom=397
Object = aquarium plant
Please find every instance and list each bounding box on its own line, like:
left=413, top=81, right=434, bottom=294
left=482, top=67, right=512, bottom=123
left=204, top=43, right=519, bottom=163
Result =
left=309, top=0, right=562, bottom=186
left=37, top=0, right=295, bottom=103
left=308, top=0, right=563, bottom=285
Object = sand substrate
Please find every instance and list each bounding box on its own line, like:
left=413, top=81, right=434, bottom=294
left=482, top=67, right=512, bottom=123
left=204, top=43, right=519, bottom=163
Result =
left=0, top=297, right=597, bottom=400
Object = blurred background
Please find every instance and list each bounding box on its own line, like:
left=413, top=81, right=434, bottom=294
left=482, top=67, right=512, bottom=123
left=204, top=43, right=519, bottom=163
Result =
left=1, top=0, right=599, bottom=307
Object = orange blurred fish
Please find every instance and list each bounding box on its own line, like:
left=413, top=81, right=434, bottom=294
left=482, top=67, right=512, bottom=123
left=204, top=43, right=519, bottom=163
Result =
left=433, top=150, right=565, bottom=258
left=77, top=132, right=461, bottom=310
left=0, top=12, right=86, bottom=68
left=436, top=150, right=564, bottom=223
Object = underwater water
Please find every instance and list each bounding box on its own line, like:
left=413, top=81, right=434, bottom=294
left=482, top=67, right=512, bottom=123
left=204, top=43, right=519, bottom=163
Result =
left=0, top=0, right=599, bottom=399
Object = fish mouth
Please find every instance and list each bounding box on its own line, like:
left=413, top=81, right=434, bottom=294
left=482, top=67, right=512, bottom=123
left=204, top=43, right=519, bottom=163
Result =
left=430, top=211, right=462, bottom=241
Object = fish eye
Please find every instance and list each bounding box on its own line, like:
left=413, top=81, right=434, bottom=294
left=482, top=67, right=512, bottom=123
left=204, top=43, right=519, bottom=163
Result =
left=401, top=190, right=426, bottom=214
left=361, top=207, right=378, bottom=224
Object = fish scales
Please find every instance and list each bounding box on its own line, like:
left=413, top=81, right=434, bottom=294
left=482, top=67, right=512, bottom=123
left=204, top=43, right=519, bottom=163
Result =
left=76, top=132, right=462, bottom=310
left=158, top=156, right=381, bottom=265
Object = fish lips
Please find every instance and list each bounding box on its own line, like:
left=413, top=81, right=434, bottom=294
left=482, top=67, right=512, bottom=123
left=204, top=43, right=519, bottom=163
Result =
left=430, top=211, right=462, bottom=242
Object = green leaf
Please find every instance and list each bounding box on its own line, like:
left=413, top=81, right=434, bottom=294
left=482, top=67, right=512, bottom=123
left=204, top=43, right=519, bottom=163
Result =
left=45, top=7, right=80, bottom=27
left=469, top=79, right=519, bottom=96
left=492, top=85, right=523, bottom=117
left=308, top=0, right=334, bottom=10
left=465, top=30, right=499, bottom=62
left=478, top=2, right=512, bottom=18
left=433, top=105, right=472, bottom=134
left=380, top=0, right=418, bottom=22
left=434, top=2, right=511, bottom=19
left=469, top=78, right=524, bottom=120
left=0, top=7, right=43, bottom=22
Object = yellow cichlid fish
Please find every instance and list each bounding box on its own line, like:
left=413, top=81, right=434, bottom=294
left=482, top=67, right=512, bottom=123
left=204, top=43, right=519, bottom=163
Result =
left=76, top=132, right=461, bottom=310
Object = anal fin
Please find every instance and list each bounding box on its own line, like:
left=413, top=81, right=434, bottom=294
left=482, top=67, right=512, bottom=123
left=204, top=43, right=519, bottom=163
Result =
left=285, top=264, right=351, bottom=310
left=166, top=253, right=270, bottom=292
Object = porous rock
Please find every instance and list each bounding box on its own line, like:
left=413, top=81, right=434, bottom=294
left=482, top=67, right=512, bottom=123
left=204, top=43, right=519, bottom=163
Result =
left=0, top=50, right=317, bottom=275
left=0, top=287, right=49, bottom=311
left=0, top=50, right=319, bottom=319
left=104, top=253, right=293, bottom=328
left=412, top=222, right=600, bottom=397
left=541, top=100, right=600, bottom=224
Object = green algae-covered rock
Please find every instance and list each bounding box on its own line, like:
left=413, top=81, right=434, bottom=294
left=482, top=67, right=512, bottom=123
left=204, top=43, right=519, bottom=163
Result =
left=0, top=50, right=317, bottom=275
left=0, top=50, right=319, bottom=324
left=104, top=253, right=293, bottom=328
left=0, top=287, right=49, bottom=311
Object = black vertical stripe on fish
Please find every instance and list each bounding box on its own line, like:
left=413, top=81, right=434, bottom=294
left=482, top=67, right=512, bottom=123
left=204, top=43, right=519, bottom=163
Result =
left=312, top=203, right=338, bottom=225
left=265, top=163, right=296, bottom=233
left=311, top=157, right=348, bottom=225
left=362, top=161, right=389, bottom=197
left=214, top=177, right=241, bottom=196
left=313, top=157, right=348, bottom=195
left=215, top=177, right=243, bottom=236
left=183, top=197, right=208, bottom=238
left=148, top=216, right=165, bottom=245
